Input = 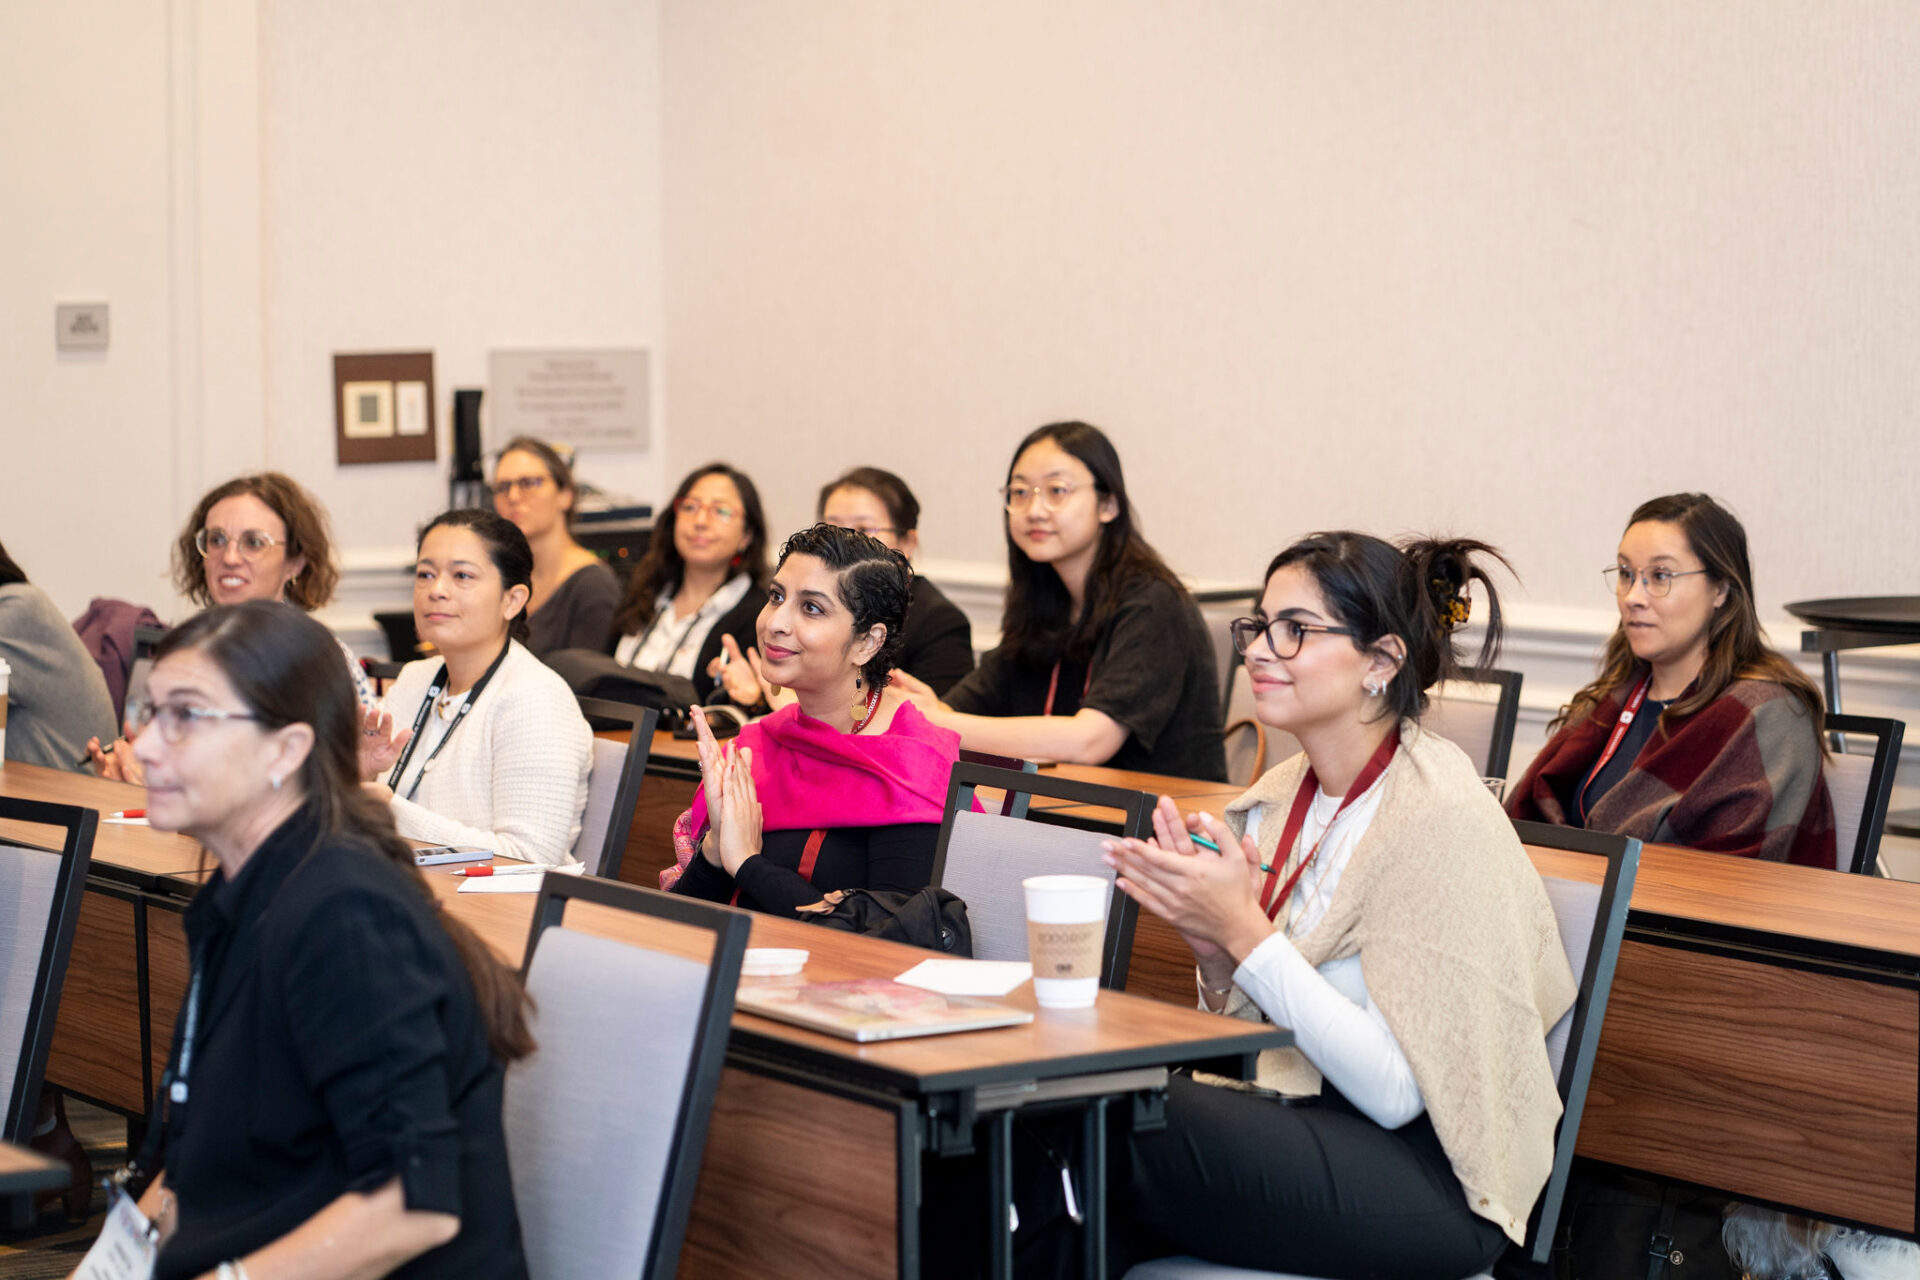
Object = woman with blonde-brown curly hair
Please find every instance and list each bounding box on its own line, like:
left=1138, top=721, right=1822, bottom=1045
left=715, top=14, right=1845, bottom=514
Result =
left=89, top=472, right=373, bottom=780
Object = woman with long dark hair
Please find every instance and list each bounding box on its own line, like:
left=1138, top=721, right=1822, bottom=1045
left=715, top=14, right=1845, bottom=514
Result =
left=1507, top=492, right=1834, bottom=866
left=0, top=538, right=117, bottom=771
left=490, top=436, right=621, bottom=656
left=358, top=510, right=592, bottom=865
left=664, top=524, right=961, bottom=914
left=607, top=463, right=770, bottom=704
left=1100, top=533, right=1571, bottom=1276
left=116, top=600, right=530, bottom=1278
left=896, top=422, right=1225, bottom=779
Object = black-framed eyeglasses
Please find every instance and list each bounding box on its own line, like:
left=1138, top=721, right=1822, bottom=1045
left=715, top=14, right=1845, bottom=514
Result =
left=1229, top=616, right=1358, bottom=659
left=126, top=697, right=260, bottom=743
left=490, top=475, right=550, bottom=498
left=1604, top=565, right=1710, bottom=598
left=194, top=528, right=285, bottom=560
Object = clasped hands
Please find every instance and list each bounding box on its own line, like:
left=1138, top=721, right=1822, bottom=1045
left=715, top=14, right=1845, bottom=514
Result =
left=691, top=704, right=763, bottom=876
left=1101, top=795, right=1275, bottom=977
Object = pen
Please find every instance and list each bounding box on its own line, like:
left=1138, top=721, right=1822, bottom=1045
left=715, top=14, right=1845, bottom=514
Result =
left=449, top=864, right=546, bottom=877
left=109, top=809, right=146, bottom=820
left=1189, top=830, right=1276, bottom=874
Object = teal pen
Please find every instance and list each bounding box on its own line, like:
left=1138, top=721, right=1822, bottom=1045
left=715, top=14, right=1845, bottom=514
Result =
left=1190, top=830, right=1276, bottom=875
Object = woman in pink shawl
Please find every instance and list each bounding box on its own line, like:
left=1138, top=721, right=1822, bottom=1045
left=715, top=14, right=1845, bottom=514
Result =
left=664, top=524, right=962, bottom=915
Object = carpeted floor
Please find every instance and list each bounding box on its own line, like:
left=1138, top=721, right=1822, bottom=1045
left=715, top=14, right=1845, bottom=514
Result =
left=0, top=1099, right=127, bottom=1277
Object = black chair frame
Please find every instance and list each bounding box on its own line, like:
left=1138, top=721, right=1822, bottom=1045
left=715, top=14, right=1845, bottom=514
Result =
left=0, top=799, right=98, bottom=1144
left=1510, top=818, right=1642, bottom=1264
left=933, top=762, right=1154, bottom=990
left=956, top=748, right=1040, bottom=818
left=1436, top=666, right=1525, bottom=780
left=519, top=873, right=750, bottom=1280
left=576, top=697, right=660, bottom=880
left=1823, top=713, right=1904, bottom=876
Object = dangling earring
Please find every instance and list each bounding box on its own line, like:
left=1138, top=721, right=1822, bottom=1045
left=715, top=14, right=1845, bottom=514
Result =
left=851, top=674, right=866, bottom=716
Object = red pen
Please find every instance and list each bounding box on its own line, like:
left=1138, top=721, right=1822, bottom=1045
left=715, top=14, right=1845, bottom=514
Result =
left=109, top=809, right=146, bottom=820
left=449, top=864, right=545, bottom=877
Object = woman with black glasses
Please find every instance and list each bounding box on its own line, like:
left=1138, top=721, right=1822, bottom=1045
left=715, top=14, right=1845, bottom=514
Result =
left=489, top=436, right=620, bottom=657
left=606, top=462, right=770, bottom=704
left=1507, top=492, right=1834, bottom=866
left=1099, top=532, right=1571, bottom=1276
left=893, top=422, right=1225, bottom=780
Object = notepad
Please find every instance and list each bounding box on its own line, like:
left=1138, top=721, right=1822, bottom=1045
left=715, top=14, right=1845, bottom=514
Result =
left=455, top=863, right=585, bottom=892
left=894, top=958, right=1032, bottom=997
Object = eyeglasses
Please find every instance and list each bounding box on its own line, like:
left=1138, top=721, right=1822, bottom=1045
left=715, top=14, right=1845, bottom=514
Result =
left=195, top=528, right=285, bottom=560
left=490, top=475, right=550, bottom=498
left=824, top=520, right=896, bottom=538
left=999, top=482, right=1088, bottom=511
left=126, top=697, right=260, bottom=743
left=1229, top=616, right=1358, bottom=659
left=1603, top=565, right=1710, bottom=598
left=675, top=498, right=741, bottom=524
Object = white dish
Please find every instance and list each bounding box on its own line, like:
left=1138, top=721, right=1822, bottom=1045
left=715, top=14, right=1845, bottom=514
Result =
left=740, top=947, right=809, bottom=977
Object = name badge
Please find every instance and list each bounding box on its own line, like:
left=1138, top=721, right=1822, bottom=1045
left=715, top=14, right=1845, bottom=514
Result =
left=74, top=1187, right=158, bottom=1280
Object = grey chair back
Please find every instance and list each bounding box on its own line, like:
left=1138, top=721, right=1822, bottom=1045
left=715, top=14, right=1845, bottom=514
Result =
left=1421, top=669, right=1524, bottom=780
left=933, top=763, right=1152, bottom=989
left=505, top=875, right=748, bottom=1280
left=570, top=698, right=659, bottom=877
left=1821, top=714, right=1903, bottom=876
left=0, top=799, right=97, bottom=1143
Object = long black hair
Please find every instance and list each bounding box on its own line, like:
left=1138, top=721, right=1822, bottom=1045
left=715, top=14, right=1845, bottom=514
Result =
left=998, top=422, right=1183, bottom=665
left=156, top=602, right=534, bottom=1060
left=0, top=540, right=27, bottom=588
left=1265, top=532, right=1511, bottom=723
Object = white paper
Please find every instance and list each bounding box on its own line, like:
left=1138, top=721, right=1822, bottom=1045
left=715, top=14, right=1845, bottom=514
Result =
left=894, top=958, right=1033, bottom=997
left=456, top=862, right=585, bottom=893
left=73, top=1189, right=157, bottom=1279
left=104, top=817, right=150, bottom=826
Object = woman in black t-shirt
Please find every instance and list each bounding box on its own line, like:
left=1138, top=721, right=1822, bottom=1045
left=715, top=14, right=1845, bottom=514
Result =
left=895, top=422, right=1226, bottom=781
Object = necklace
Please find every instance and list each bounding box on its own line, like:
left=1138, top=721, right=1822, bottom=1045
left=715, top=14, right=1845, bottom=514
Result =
left=850, top=683, right=883, bottom=734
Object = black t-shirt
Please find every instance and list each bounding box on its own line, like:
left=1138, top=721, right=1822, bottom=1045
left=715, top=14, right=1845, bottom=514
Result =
left=898, top=577, right=975, bottom=696
left=152, top=811, right=527, bottom=1280
left=673, top=822, right=942, bottom=915
left=945, top=576, right=1226, bottom=781
left=1570, top=697, right=1670, bottom=827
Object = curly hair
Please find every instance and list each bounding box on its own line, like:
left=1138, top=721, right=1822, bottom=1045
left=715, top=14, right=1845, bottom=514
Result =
left=775, top=523, right=913, bottom=689
left=173, top=473, right=340, bottom=611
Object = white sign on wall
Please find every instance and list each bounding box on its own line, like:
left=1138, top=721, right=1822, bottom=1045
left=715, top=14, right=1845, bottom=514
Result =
left=487, top=348, right=650, bottom=449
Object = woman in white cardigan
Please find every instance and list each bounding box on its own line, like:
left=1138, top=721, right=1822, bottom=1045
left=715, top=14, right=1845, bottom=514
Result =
left=1102, top=533, right=1575, bottom=1278
left=359, top=510, right=591, bottom=865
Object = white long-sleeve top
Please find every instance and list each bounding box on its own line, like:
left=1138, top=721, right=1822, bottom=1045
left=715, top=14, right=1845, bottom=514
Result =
left=379, top=641, right=592, bottom=865
left=1212, top=783, right=1426, bottom=1129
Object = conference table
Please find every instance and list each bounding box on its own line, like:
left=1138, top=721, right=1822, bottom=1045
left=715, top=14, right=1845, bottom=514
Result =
left=20, top=737, right=1920, bottom=1248
left=7, top=760, right=1284, bottom=1279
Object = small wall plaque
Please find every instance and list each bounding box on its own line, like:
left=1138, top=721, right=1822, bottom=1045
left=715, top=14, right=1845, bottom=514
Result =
left=56, top=303, right=110, bottom=351
left=334, top=352, right=436, bottom=465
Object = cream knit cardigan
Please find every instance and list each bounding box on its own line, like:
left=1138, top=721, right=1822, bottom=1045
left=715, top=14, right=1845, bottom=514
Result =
left=381, top=641, right=592, bottom=865
left=1220, top=720, right=1576, bottom=1245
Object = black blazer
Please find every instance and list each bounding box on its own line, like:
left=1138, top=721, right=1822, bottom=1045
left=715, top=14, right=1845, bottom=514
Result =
left=898, top=577, right=974, bottom=696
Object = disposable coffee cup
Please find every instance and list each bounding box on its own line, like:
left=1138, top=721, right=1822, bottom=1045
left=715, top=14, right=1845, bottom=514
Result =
left=1023, top=874, right=1109, bottom=1009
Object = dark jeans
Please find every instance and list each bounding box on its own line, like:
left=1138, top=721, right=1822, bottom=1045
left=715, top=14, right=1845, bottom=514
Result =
left=1113, top=1074, right=1509, bottom=1280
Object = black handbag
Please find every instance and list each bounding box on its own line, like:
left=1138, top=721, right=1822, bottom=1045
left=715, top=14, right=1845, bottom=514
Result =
left=1553, top=1168, right=1737, bottom=1280
left=541, top=648, right=703, bottom=729
left=796, top=887, right=973, bottom=956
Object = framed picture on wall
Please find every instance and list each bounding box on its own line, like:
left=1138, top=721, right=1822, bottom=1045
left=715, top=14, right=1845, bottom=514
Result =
left=334, top=351, right=436, bottom=464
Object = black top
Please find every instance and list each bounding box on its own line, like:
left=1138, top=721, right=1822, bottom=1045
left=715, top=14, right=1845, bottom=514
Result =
left=946, top=576, right=1227, bottom=781
left=898, top=577, right=974, bottom=696
left=526, top=560, right=620, bottom=658
left=1570, top=697, right=1669, bottom=827
left=606, top=583, right=768, bottom=704
left=148, top=809, right=527, bottom=1280
left=671, top=822, right=942, bottom=915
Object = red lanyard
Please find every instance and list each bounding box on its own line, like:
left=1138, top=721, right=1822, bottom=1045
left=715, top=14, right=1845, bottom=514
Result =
left=1042, top=659, right=1093, bottom=716
left=1258, top=730, right=1400, bottom=924
left=1575, top=671, right=1652, bottom=824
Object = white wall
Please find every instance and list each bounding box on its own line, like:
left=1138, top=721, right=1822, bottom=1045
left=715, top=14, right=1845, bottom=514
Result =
left=661, top=1, right=1920, bottom=617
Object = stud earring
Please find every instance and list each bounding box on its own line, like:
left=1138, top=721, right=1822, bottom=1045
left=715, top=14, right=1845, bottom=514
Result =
left=1364, top=678, right=1384, bottom=698
left=270, top=773, right=282, bottom=791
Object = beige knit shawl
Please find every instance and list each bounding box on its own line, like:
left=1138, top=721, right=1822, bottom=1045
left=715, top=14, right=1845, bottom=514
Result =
left=1217, top=720, right=1576, bottom=1245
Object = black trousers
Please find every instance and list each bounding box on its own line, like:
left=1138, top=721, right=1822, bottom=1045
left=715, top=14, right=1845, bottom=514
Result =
left=1113, top=1074, right=1510, bottom=1280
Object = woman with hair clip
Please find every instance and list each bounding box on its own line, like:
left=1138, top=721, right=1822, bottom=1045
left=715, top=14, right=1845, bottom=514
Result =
left=1508, top=492, right=1834, bottom=867
left=358, top=510, right=592, bottom=866
left=1099, top=534, right=1574, bottom=1277
left=607, top=462, right=770, bottom=704
left=89, top=471, right=375, bottom=781
left=894, top=422, right=1225, bottom=780
left=107, top=600, right=530, bottom=1279
left=489, top=436, right=621, bottom=656
left=663, top=524, right=962, bottom=915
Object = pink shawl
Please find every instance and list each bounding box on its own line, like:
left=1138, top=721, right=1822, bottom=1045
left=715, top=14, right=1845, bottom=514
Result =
left=662, top=701, right=961, bottom=889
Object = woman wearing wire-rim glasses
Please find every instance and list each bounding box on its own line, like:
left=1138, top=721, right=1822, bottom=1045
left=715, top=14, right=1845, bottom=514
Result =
left=1507, top=492, right=1834, bottom=867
